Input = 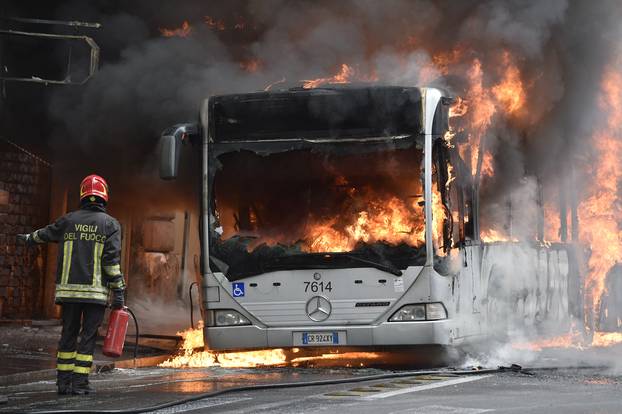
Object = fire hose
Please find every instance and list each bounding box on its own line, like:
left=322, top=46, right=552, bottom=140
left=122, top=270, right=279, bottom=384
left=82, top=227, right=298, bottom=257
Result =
left=125, top=306, right=139, bottom=362
left=12, top=365, right=528, bottom=414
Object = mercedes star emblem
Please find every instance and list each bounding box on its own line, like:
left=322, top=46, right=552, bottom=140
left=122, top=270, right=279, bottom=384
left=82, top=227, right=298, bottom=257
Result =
left=306, top=296, right=332, bottom=322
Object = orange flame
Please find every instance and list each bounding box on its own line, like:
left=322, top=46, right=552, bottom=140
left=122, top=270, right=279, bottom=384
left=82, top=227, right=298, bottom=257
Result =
left=240, top=58, right=262, bottom=73
left=491, top=52, right=526, bottom=115
left=455, top=59, right=497, bottom=177
left=449, top=52, right=526, bottom=183
left=290, top=351, right=381, bottom=367
left=160, top=322, right=386, bottom=368
left=204, top=16, right=226, bottom=31
left=513, top=326, right=622, bottom=350
left=513, top=330, right=585, bottom=351
left=481, top=229, right=518, bottom=243
left=445, top=51, right=529, bottom=243
left=432, top=48, right=465, bottom=76
left=480, top=151, right=494, bottom=177
left=591, top=331, right=622, bottom=347
left=305, top=196, right=426, bottom=253
left=432, top=188, right=448, bottom=251
left=449, top=97, right=468, bottom=118
left=160, top=21, right=192, bottom=38
left=578, top=67, right=622, bottom=323
left=302, top=64, right=356, bottom=89
left=264, top=77, right=287, bottom=91
left=467, top=59, right=497, bottom=131
left=159, top=321, right=288, bottom=368
left=543, top=202, right=561, bottom=242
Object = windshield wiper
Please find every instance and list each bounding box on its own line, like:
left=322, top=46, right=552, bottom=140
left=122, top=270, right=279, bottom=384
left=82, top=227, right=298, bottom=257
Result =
left=209, top=255, right=230, bottom=277
left=261, top=253, right=403, bottom=276
left=339, top=254, right=403, bottom=276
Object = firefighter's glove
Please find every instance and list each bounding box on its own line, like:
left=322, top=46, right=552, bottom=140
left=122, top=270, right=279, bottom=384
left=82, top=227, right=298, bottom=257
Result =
left=111, top=289, right=125, bottom=310
left=17, top=233, right=34, bottom=245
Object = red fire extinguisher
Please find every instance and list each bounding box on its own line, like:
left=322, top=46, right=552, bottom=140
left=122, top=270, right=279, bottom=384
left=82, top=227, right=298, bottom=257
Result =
left=103, top=307, right=129, bottom=358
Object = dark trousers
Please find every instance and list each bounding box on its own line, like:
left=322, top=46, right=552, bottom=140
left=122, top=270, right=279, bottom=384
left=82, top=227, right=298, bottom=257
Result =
left=56, top=303, right=106, bottom=384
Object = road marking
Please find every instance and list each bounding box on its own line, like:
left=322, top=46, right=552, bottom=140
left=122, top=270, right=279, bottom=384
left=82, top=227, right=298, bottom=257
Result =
left=364, top=375, right=491, bottom=400
left=390, top=405, right=493, bottom=414
left=151, top=396, right=251, bottom=413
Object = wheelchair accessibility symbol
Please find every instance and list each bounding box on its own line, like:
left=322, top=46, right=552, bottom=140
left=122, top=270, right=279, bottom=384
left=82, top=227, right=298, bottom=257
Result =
left=232, top=282, right=245, bottom=297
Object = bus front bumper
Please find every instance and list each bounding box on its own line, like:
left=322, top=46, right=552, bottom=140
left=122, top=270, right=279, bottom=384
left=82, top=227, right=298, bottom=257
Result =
left=204, top=320, right=457, bottom=351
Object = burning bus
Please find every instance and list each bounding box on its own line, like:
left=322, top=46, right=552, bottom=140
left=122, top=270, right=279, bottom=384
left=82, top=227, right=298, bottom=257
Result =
left=159, top=85, right=580, bottom=351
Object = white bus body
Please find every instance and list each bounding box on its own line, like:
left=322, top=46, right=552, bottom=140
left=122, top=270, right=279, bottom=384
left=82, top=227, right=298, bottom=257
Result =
left=160, top=86, right=579, bottom=351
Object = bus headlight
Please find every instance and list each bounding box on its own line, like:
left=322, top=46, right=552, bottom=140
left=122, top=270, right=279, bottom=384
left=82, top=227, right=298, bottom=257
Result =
left=209, top=310, right=251, bottom=326
left=388, top=302, right=447, bottom=322
left=389, top=304, right=426, bottom=321
left=425, top=302, right=448, bottom=320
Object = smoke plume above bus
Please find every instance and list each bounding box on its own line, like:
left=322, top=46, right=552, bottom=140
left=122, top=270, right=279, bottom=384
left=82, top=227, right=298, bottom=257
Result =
left=5, top=0, right=622, bottom=365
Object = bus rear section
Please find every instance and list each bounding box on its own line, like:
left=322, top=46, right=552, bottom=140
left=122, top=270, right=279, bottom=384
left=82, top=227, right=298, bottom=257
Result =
left=200, top=86, right=456, bottom=350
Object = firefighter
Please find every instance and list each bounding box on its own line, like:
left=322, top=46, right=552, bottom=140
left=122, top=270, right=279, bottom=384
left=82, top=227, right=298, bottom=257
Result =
left=17, top=174, right=125, bottom=395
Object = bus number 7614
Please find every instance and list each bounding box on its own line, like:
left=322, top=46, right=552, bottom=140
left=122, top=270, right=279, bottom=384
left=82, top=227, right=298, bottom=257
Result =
left=304, top=281, right=333, bottom=293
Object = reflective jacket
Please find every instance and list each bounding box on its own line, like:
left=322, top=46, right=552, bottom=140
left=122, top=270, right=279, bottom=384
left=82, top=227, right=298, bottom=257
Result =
left=31, top=203, right=126, bottom=305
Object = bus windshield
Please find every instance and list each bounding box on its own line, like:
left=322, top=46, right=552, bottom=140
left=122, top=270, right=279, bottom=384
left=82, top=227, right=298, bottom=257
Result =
left=209, top=142, right=427, bottom=280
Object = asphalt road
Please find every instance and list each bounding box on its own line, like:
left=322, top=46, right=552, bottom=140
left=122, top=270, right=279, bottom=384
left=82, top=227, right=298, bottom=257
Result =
left=1, top=365, right=621, bottom=414
left=169, top=368, right=621, bottom=414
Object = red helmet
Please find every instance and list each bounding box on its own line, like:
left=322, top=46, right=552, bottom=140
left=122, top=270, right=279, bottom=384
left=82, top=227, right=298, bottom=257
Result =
left=80, top=174, right=109, bottom=203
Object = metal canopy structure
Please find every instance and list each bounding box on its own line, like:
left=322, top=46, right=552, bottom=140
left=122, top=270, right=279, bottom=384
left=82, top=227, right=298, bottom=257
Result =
left=0, top=17, right=100, bottom=85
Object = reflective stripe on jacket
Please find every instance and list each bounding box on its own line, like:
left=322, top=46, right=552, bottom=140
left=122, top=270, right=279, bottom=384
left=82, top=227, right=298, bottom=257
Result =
left=31, top=203, right=126, bottom=305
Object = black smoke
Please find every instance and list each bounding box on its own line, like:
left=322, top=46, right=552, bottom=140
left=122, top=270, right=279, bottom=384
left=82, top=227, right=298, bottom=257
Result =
left=2, top=0, right=622, bottom=232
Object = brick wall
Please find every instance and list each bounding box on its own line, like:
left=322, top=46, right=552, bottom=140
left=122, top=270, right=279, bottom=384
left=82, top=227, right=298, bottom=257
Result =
left=0, top=140, right=51, bottom=319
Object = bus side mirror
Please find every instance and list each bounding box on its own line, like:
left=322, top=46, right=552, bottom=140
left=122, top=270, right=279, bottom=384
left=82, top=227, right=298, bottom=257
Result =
left=160, top=123, right=199, bottom=180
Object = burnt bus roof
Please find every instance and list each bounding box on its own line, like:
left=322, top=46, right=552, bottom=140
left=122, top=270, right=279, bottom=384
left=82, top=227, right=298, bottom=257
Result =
left=208, top=85, right=426, bottom=142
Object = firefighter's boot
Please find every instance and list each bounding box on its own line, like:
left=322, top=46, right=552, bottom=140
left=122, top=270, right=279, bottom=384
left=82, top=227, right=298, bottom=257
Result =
left=72, top=374, right=94, bottom=395
left=57, top=378, right=72, bottom=395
